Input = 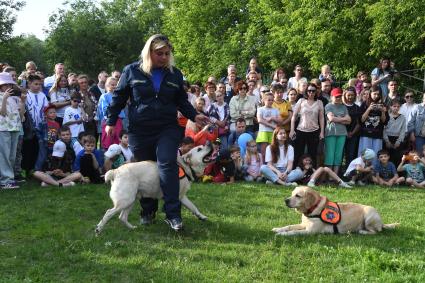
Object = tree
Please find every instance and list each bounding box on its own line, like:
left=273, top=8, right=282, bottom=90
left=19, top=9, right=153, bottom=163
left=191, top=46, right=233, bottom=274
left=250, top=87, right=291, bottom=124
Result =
left=0, top=0, right=25, bottom=41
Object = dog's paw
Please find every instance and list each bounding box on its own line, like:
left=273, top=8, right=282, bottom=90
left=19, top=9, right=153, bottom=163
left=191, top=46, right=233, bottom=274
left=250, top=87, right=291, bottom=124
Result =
left=272, top=227, right=287, bottom=233
left=95, top=227, right=102, bottom=235
left=128, top=225, right=137, bottom=230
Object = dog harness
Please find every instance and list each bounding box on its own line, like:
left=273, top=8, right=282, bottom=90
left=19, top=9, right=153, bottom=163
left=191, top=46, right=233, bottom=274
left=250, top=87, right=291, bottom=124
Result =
left=307, top=198, right=342, bottom=234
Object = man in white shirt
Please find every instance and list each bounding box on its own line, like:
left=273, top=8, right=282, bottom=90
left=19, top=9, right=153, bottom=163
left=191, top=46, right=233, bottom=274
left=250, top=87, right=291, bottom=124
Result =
left=44, top=63, right=65, bottom=90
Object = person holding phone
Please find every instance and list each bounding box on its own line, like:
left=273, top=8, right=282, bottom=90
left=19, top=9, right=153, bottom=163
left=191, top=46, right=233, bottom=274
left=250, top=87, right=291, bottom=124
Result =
left=0, top=72, right=26, bottom=189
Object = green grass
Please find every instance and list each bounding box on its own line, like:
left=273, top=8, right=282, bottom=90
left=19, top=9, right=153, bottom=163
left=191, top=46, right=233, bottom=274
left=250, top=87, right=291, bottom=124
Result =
left=1, top=181, right=425, bottom=282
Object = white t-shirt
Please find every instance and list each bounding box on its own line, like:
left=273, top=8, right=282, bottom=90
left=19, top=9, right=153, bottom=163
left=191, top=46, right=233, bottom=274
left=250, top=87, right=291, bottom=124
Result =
left=344, top=157, right=365, bottom=176
left=63, top=106, right=85, bottom=138
left=26, top=91, right=49, bottom=128
left=265, top=144, right=294, bottom=169
left=73, top=140, right=84, bottom=155
left=288, top=77, right=307, bottom=90
left=120, top=145, right=133, bottom=161
left=257, top=106, right=280, bottom=132
left=50, top=88, right=71, bottom=118
left=400, top=103, right=417, bottom=132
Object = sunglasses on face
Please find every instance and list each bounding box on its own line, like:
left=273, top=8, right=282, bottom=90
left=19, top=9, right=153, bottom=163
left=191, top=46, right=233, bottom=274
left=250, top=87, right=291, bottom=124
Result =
left=240, top=87, right=248, bottom=90
left=307, top=89, right=316, bottom=93
left=72, top=100, right=80, bottom=103
left=405, top=95, right=413, bottom=99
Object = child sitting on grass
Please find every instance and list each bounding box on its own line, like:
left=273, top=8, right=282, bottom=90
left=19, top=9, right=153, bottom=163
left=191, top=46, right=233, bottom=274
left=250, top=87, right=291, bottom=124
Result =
left=119, top=130, right=133, bottom=162
left=397, top=151, right=425, bottom=188
left=103, top=144, right=126, bottom=172
left=73, top=134, right=104, bottom=184
left=205, top=145, right=243, bottom=184
left=344, top=148, right=375, bottom=186
left=287, top=154, right=351, bottom=188
left=33, top=126, right=82, bottom=187
left=373, top=149, right=404, bottom=186
left=243, top=139, right=263, bottom=182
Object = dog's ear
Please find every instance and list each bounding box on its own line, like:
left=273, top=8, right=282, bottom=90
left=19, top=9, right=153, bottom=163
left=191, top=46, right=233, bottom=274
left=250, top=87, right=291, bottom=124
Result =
left=303, top=189, right=319, bottom=213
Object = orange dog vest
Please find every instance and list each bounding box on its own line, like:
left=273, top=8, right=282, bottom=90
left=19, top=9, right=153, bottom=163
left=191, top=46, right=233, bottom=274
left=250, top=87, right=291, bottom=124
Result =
left=308, top=199, right=341, bottom=234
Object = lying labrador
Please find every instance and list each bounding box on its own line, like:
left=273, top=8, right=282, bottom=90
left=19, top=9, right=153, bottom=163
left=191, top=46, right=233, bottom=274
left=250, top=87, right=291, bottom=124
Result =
left=95, top=143, right=213, bottom=234
left=273, top=186, right=399, bottom=236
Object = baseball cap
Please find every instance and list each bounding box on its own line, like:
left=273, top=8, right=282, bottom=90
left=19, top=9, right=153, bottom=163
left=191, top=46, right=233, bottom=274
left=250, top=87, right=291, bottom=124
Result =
left=52, top=140, right=66, bottom=157
left=362, top=148, right=376, bottom=160
left=331, top=88, right=343, bottom=97
left=104, top=144, right=122, bottom=159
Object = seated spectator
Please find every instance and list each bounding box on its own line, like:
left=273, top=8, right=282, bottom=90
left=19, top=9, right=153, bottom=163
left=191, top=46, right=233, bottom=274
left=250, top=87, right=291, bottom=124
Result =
left=104, top=144, right=126, bottom=172
left=33, top=126, right=82, bottom=187
left=228, top=118, right=251, bottom=146
left=73, top=135, right=104, bottom=184
left=72, top=131, right=86, bottom=155
left=397, top=150, right=425, bottom=188
left=344, top=148, right=375, bottom=186
left=260, top=127, right=297, bottom=186
left=119, top=130, right=133, bottom=162
left=243, top=140, right=263, bottom=182
left=373, top=149, right=404, bottom=186
left=185, top=99, right=218, bottom=145
left=178, top=136, right=195, bottom=156
left=207, top=146, right=243, bottom=184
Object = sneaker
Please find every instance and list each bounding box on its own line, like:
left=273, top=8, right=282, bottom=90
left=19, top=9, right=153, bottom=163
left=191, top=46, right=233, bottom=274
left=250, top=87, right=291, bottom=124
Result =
left=284, top=182, right=298, bottom=186
left=14, top=174, right=26, bottom=183
left=265, top=180, right=274, bottom=185
left=307, top=181, right=316, bottom=187
left=41, top=182, right=49, bottom=187
left=347, top=180, right=356, bottom=186
left=339, top=181, right=352, bottom=188
left=62, top=181, right=76, bottom=187
left=1, top=182, right=19, bottom=189
left=358, top=180, right=366, bottom=186
left=165, top=218, right=183, bottom=231
left=140, top=213, right=156, bottom=225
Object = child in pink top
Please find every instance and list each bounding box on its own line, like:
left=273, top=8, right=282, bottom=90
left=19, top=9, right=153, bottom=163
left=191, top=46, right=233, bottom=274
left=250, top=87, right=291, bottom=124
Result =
left=243, top=140, right=263, bottom=182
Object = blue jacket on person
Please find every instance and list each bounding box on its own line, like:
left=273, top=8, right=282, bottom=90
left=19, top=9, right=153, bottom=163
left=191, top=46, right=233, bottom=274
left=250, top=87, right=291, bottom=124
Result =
left=106, top=62, right=197, bottom=131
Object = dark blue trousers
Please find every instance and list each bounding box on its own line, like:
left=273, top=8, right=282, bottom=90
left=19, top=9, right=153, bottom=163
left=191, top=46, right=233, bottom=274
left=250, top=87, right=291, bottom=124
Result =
left=129, top=125, right=181, bottom=220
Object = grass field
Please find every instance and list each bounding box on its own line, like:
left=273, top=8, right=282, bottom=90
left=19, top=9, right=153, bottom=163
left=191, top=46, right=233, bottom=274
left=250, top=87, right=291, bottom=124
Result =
left=1, top=181, right=425, bottom=282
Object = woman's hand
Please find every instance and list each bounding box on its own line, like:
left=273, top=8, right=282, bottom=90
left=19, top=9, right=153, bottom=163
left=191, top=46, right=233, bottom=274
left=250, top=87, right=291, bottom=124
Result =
left=289, top=130, right=296, bottom=140
left=195, top=114, right=210, bottom=128
left=105, top=125, right=115, bottom=136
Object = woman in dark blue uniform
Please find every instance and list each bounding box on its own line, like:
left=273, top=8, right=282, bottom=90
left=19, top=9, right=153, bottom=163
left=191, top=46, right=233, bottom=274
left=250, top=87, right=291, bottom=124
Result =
left=105, top=34, right=209, bottom=231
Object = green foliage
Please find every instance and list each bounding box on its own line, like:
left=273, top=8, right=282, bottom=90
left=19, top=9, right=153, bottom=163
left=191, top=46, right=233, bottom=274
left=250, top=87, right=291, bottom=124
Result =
left=0, top=35, right=48, bottom=73
left=0, top=0, right=25, bottom=41
left=1, top=181, right=425, bottom=281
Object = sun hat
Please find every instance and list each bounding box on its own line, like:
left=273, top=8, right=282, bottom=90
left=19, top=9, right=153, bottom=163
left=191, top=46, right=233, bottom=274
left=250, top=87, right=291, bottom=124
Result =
left=0, top=72, right=17, bottom=86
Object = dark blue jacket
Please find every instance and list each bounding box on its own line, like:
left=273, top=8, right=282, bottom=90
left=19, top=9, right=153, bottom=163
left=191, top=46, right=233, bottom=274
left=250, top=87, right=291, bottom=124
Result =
left=106, top=62, right=197, bottom=131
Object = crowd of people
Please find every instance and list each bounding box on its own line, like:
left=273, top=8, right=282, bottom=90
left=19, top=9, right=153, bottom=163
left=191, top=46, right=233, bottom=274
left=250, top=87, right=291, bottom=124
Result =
left=0, top=55, right=424, bottom=192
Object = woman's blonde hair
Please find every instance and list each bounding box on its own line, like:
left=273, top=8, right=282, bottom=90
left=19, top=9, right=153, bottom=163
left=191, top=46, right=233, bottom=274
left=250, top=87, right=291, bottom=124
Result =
left=140, top=34, right=175, bottom=75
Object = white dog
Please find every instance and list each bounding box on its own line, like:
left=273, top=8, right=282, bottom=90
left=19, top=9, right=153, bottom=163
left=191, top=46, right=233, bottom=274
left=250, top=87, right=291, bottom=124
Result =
left=272, top=186, right=399, bottom=236
left=95, top=143, right=214, bottom=234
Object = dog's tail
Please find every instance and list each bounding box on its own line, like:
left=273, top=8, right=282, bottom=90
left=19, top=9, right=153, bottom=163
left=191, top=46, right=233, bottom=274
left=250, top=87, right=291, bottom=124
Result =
left=104, top=169, right=116, bottom=183
left=383, top=223, right=400, bottom=230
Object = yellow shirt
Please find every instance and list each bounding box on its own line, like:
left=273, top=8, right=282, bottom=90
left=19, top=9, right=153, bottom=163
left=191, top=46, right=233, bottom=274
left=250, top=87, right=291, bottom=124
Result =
left=272, top=100, right=292, bottom=131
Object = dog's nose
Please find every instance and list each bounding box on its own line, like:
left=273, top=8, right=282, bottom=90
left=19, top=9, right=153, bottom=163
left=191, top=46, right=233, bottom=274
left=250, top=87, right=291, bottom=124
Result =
left=285, top=198, right=290, bottom=206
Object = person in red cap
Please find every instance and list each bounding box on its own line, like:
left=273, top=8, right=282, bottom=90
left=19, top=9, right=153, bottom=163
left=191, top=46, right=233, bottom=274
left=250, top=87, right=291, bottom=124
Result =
left=324, top=88, right=352, bottom=176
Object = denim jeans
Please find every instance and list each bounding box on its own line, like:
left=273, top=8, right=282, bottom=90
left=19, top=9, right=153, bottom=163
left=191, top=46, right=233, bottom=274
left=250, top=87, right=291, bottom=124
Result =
left=0, top=131, right=19, bottom=185
left=260, top=165, right=304, bottom=183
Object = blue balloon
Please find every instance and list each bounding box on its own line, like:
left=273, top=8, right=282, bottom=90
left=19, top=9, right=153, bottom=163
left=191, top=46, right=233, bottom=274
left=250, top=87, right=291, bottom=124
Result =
left=237, top=133, right=254, bottom=158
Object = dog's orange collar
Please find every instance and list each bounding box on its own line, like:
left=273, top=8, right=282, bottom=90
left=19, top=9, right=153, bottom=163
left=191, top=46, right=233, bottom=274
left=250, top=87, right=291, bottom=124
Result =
left=306, top=196, right=325, bottom=215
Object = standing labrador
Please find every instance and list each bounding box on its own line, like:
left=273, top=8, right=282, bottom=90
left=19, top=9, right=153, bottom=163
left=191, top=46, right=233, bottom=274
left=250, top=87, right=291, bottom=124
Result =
left=273, top=186, right=399, bottom=236
left=96, top=144, right=213, bottom=234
